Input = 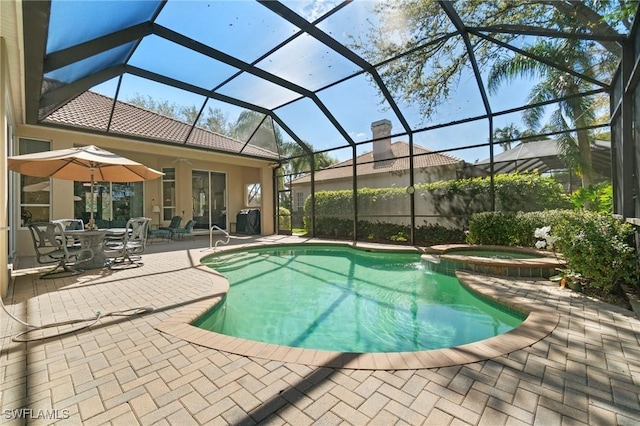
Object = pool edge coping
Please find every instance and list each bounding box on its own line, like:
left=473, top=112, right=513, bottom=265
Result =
left=156, top=240, right=560, bottom=370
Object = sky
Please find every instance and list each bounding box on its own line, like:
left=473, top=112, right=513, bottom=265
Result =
left=77, top=0, right=550, bottom=164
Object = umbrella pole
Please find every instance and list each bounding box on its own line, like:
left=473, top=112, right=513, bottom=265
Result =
left=89, top=168, right=94, bottom=230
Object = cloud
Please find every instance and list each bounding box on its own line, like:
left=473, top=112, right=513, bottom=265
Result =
left=292, top=0, right=341, bottom=22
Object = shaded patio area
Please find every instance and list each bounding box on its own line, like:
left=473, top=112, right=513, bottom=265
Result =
left=2, top=235, right=639, bottom=424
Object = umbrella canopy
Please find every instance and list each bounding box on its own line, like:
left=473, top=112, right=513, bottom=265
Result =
left=8, top=145, right=163, bottom=228
left=8, top=145, right=163, bottom=182
left=22, top=181, right=51, bottom=192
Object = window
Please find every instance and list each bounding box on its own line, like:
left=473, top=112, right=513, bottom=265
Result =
left=73, top=181, right=144, bottom=228
left=162, top=167, right=176, bottom=221
left=19, top=138, right=50, bottom=226
left=246, top=183, right=261, bottom=207
left=296, top=192, right=304, bottom=212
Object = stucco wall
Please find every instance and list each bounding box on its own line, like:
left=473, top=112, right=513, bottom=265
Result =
left=11, top=125, right=274, bottom=256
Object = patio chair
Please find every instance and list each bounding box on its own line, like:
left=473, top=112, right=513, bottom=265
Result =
left=171, top=219, right=196, bottom=240
left=52, top=218, right=85, bottom=247
left=105, top=217, right=151, bottom=268
left=28, top=222, right=93, bottom=279
left=159, top=215, right=182, bottom=239
left=52, top=218, right=85, bottom=231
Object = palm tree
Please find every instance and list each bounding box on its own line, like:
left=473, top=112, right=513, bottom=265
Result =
left=231, top=111, right=282, bottom=152
left=279, top=142, right=337, bottom=180
left=492, top=124, right=522, bottom=151
left=492, top=124, right=539, bottom=151
left=488, top=38, right=598, bottom=186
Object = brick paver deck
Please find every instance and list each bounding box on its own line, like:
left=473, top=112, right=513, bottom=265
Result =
left=2, top=235, right=639, bottom=425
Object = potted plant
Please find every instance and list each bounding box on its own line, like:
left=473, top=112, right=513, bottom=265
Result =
left=550, top=268, right=583, bottom=292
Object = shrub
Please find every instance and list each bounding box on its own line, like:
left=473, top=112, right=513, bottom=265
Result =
left=467, top=210, right=576, bottom=247
left=569, top=181, right=613, bottom=213
left=466, top=212, right=521, bottom=246
left=467, top=210, right=639, bottom=294
left=278, top=206, right=291, bottom=230
left=303, top=172, right=570, bottom=243
left=426, top=171, right=571, bottom=218
left=553, top=212, right=637, bottom=294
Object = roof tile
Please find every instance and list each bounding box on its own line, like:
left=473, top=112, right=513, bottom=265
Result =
left=293, top=142, right=462, bottom=183
left=43, top=91, right=279, bottom=159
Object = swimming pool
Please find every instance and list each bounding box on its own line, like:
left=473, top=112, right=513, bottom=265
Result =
left=196, top=245, right=525, bottom=353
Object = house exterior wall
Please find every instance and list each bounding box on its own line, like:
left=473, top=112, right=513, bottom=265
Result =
left=11, top=125, right=275, bottom=256
left=1, top=37, right=13, bottom=297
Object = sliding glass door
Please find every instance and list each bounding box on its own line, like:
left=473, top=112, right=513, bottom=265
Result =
left=192, top=170, right=227, bottom=230
left=73, top=181, right=144, bottom=228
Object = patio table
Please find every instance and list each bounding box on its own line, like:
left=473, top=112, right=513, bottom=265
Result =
left=64, top=230, right=108, bottom=269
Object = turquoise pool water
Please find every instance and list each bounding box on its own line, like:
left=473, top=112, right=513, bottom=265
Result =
left=196, top=245, right=525, bottom=353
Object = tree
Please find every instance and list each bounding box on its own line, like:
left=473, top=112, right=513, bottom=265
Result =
left=231, top=110, right=280, bottom=152
left=126, top=94, right=232, bottom=136
left=200, top=107, right=231, bottom=135
left=280, top=142, right=338, bottom=180
left=491, top=123, right=539, bottom=151
left=357, top=1, right=635, bottom=119
left=488, top=38, right=598, bottom=186
left=357, top=1, right=635, bottom=186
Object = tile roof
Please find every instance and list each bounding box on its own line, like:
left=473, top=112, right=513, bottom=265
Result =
left=43, top=91, right=280, bottom=160
left=292, top=141, right=463, bottom=184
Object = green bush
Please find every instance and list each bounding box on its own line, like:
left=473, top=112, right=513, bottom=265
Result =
left=553, top=212, right=637, bottom=294
left=569, top=181, right=613, bottom=213
left=413, top=224, right=466, bottom=246
left=307, top=218, right=466, bottom=246
left=465, top=212, right=521, bottom=246
left=466, top=210, right=575, bottom=247
left=467, top=210, right=639, bottom=294
left=426, top=171, right=571, bottom=217
left=278, top=206, right=291, bottom=230
left=303, top=172, right=570, bottom=243
left=305, top=172, right=570, bottom=222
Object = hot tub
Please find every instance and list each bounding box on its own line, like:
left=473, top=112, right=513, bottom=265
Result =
left=422, top=244, right=565, bottom=278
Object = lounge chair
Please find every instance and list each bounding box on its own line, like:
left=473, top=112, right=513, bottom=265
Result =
left=159, top=215, right=182, bottom=239
left=172, top=219, right=196, bottom=240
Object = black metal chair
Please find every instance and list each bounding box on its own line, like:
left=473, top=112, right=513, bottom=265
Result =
left=105, top=217, right=151, bottom=268
left=28, top=222, right=92, bottom=279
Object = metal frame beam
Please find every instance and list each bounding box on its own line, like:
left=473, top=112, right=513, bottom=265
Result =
left=43, top=22, right=153, bottom=73
left=469, top=25, right=626, bottom=43
left=471, top=31, right=610, bottom=89
left=23, top=0, right=51, bottom=124
left=40, top=65, right=126, bottom=110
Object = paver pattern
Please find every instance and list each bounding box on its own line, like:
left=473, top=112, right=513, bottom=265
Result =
left=2, top=235, right=639, bottom=425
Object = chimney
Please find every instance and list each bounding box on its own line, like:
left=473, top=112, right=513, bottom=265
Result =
left=372, top=119, right=393, bottom=164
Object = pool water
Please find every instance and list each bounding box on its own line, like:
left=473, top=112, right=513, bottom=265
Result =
left=196, top=245, right=524, bottom=353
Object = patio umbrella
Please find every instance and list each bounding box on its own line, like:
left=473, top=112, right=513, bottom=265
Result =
left=23, top=181, right=82, bottom=201
left=8, top=145, right=163, bottom=228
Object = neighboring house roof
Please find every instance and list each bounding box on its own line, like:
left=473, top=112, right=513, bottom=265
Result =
left=292, top=141, right=463, bottom=184
left=42, top=91, right=280, bottom=160
left=476, top=138, right=611, bottom=176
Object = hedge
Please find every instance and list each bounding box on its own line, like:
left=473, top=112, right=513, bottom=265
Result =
left=303, top=172, right=570, bottom=244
